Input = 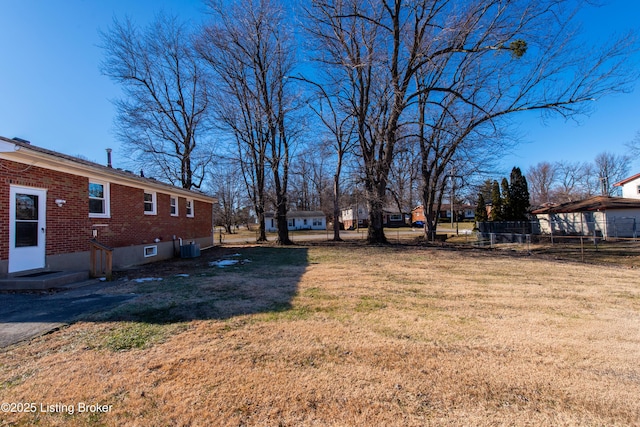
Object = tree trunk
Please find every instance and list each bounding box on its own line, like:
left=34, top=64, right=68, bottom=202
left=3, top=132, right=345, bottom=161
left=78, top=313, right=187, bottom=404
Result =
left=275, top=201, right=292, bottom=245
left=255, top=202, right=267, bottom=242
left=274, top=173, right=293, bottom=245
left=366, top=180, right=388, bottom=244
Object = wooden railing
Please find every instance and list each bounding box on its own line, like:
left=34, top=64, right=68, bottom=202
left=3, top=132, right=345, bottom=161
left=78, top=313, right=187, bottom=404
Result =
left=89, top=239, right=113, bottom=281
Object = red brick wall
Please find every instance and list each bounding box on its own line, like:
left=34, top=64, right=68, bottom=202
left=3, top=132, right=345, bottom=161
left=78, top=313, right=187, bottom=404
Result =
left=1, top=159, right=213, bottom=261
left=92, top=184, right=212, bottom=248
left=411, top=207, right=426, bottom=223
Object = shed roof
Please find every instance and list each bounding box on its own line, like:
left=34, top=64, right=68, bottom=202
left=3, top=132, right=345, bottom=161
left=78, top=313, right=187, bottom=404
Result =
left=531, top=196, right=640, bottom=214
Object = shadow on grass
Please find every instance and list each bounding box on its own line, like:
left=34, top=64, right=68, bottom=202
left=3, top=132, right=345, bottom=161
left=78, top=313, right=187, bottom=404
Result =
left=93, top=246, right=310, bottom=325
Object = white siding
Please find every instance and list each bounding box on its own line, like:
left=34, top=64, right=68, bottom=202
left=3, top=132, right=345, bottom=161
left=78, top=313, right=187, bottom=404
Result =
left=620, top=177, right=640, bottom=199
left=536, top=209, right=640, bottom=238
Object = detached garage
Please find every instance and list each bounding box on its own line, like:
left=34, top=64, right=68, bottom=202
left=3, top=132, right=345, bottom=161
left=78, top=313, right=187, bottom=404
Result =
left=532, top=196, right=640, bottom=239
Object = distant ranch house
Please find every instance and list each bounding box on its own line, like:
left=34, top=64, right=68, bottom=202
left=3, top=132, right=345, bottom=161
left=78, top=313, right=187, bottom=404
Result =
left=382, top=207, right=410, bottom=227
left=531, top=195, right=640, bottom=239
left=0, top=136, right=216, bottom=280
left=264, top=211, right=326, bottom=232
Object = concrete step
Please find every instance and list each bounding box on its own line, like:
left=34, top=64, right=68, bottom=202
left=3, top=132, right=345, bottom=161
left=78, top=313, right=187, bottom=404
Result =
left=0, top=271, right=91, bottom=291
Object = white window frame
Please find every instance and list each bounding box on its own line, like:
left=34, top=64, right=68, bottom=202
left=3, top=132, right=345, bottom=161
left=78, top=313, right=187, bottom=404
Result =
left=144, top=245, right=158, bottom=258
left=89, top=180, right=110, bottom=219
left=144, top=191, right=157, bottom=215
left=170, top=196, right=179, bottom=216
left=186, top=198, right=194, bottom=217
left=390, top=214, right=402, bottom=221
left=313, top=218, right=322, bottom=226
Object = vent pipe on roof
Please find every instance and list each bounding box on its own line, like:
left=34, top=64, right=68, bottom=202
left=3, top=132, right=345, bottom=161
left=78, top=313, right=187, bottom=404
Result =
left=106, top=148, right=113, bottom=168
left=12, top=137, right=31, bottom=144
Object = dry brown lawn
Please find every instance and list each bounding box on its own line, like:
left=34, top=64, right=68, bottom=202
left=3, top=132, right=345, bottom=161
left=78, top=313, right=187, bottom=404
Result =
left=1, top=244, right=639, bottom=426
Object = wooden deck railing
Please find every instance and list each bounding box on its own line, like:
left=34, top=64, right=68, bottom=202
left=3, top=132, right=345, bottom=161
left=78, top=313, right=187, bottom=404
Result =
left=89, top=239, right=113, bottom=281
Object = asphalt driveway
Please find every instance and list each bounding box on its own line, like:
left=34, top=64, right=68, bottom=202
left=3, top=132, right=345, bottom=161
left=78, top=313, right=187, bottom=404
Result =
left=0, top=281, right=136, bottom=348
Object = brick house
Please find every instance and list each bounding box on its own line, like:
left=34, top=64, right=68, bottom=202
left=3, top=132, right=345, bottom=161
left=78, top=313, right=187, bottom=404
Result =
left=411, top=204, right=475, bottom=224
left=339, top=205, right=369, bottom=230
left=0, top=136, right=215, bottom=279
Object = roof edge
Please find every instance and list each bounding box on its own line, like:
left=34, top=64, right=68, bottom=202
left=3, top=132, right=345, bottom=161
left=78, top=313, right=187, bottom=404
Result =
left=0, top=136, right=215, bottom=202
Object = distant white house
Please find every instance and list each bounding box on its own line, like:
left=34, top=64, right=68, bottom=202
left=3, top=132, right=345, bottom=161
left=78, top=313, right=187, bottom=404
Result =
left=614, top=173, right=640, bottom=199
left=264, top=211, right=326, bottom=232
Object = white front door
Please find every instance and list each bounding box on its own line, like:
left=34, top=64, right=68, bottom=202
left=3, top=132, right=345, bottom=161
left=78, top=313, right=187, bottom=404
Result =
left=8, top=186, right=47, bottom=273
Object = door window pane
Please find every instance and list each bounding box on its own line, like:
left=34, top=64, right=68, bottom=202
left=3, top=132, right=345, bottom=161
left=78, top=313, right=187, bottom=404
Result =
left=15, top=221, right=38, bottom=247
left=16, top=194, right=38, bottom=220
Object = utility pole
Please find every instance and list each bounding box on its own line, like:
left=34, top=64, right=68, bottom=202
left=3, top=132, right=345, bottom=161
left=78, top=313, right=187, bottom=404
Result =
left=599, top=175, right=609, bottom=196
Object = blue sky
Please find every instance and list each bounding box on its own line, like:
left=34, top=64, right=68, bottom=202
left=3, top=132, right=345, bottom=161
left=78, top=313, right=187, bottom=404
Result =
left=1, top=0, right=639, bottom=176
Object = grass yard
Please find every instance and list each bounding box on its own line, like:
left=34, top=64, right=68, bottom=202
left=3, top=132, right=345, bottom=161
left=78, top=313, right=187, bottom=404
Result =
left=1, top=244, right=639, bottom=426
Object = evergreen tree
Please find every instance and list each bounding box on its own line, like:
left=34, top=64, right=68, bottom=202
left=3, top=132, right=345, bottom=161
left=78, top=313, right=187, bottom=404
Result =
left=490, top=180, right=503, bottom=221
left=477, top=179, right=494, bottom=205
left=509, top=167, right=531, bottom=220
left=475, top=193, right=488, bottom=223
left=501, top=177, right=511, bottom=220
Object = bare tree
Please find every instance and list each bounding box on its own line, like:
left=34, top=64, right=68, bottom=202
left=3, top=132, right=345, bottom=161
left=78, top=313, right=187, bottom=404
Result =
left=290, top=145, right=334, bottom=214
left=593, top=151, right=632, bottom=196
left=210, top=162, right=244, bottom=233
left=299, top=79, right=358, bottom=241
left=553, top=160, right=590, bottom=202
left=413, top=0, right=638, bottom=239
left=199, top=0, right=299, bottom=244
left=306, top=0, right=415, bottom=244
left=308, top=0, right=638, bottom=243
left=100, top=14, right=213, bottom=189
left=388, top=136, right=421, bottom=216
left=527, top=162, right=557, bottom=206
left=625, top=130, right=640, bottom=160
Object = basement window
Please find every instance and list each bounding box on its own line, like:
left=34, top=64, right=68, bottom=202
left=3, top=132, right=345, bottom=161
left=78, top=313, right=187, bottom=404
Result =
left=144, top=245, right=158, bottom=258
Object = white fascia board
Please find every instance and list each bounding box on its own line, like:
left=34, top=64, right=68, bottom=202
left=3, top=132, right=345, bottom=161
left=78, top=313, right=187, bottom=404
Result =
left=1, top=147, right=215, bottom=204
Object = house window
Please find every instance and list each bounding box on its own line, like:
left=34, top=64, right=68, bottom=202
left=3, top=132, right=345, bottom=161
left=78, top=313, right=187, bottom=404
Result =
left=288, top=218, right=295, bottom=227
left=186, top=199, right=194, bottom=217
left=144, top=191, right=157, bottom=215
left=170, top=196, right=178, bottom=216
left=637, top=185, right=640, bottom=195
left=304, top=219, right=308, bottom=225
left=144, top=245, right=158, bottom=257
left=89, top=180, right=110, bottom=218
left=313, top=218, right=322, bottom=226
left=390, top=214, right=402, bottom=221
